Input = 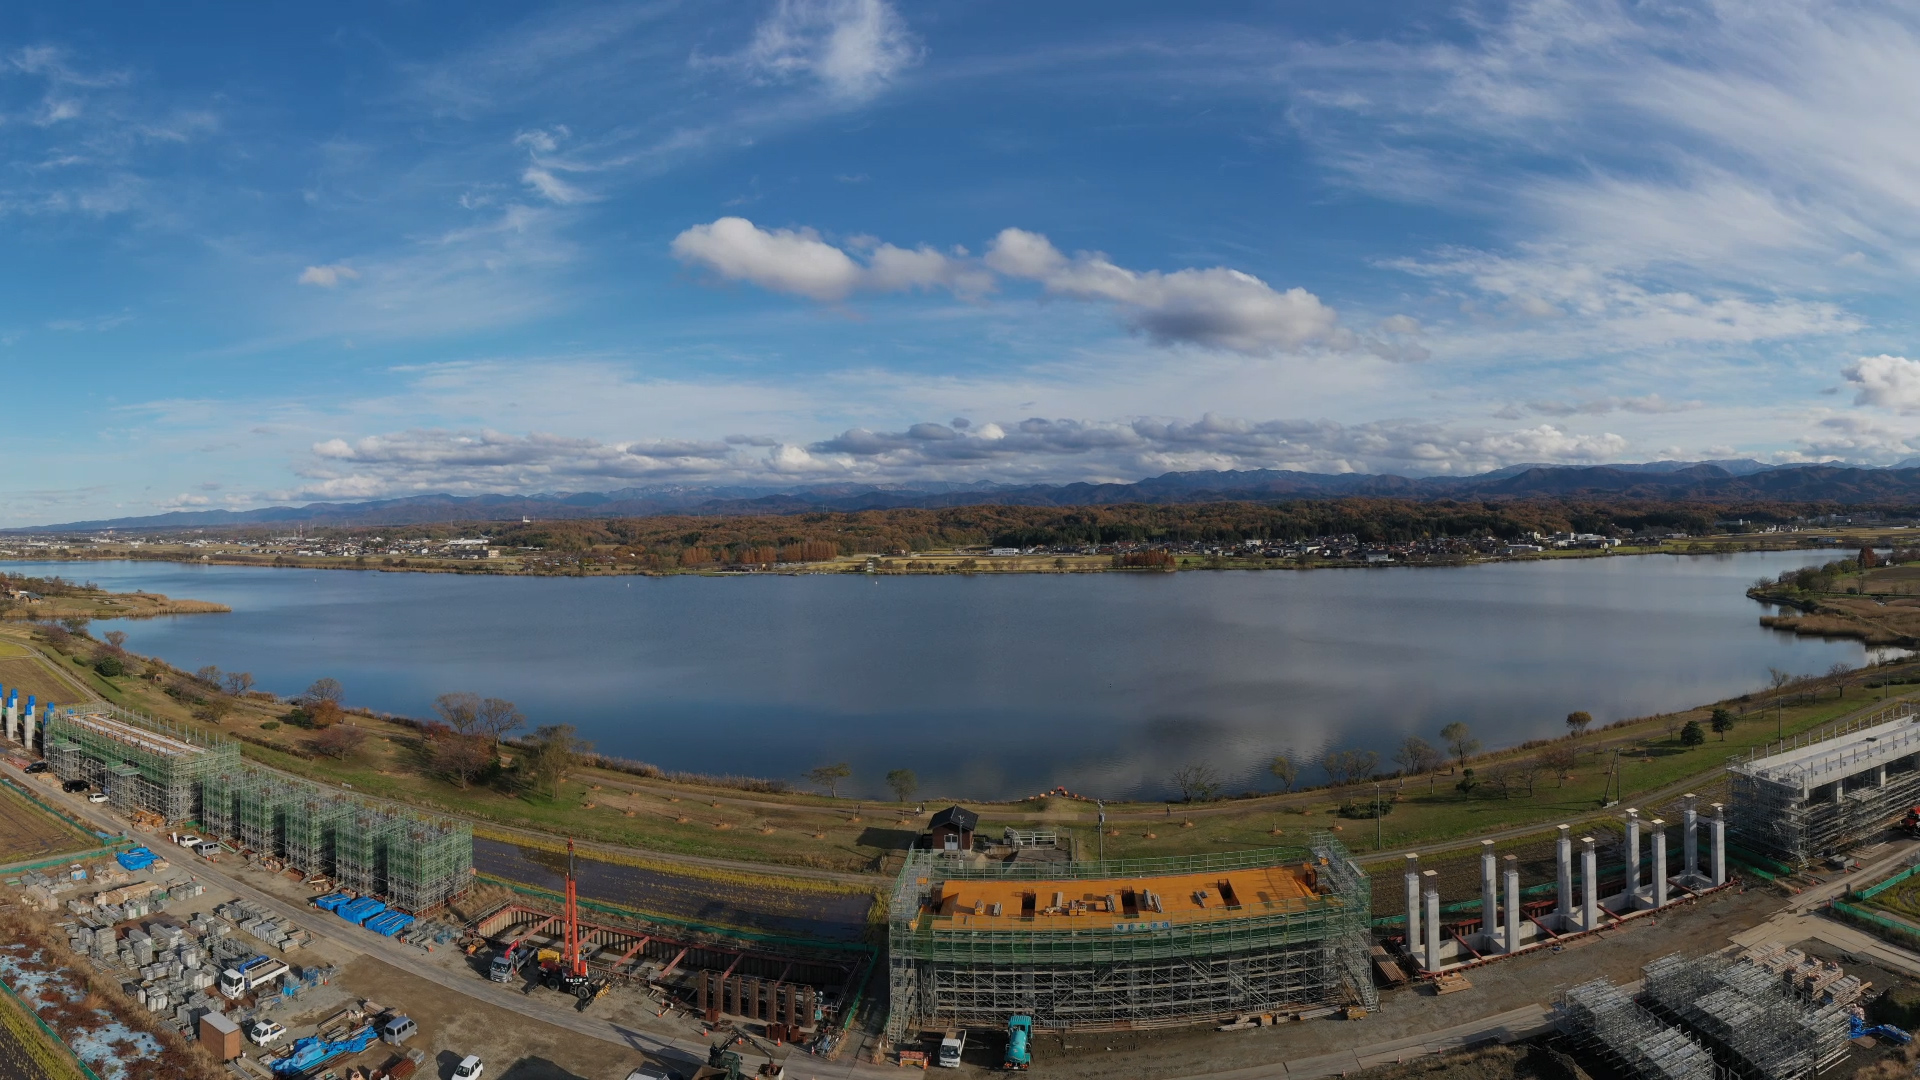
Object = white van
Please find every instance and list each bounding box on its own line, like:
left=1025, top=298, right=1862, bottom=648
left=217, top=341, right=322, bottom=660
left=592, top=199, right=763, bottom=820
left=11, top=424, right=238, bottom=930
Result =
left=453, top=1055, right=485, bottom=1080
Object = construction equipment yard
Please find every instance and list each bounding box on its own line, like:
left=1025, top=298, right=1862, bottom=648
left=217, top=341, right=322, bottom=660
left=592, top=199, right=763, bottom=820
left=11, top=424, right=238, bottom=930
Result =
left=16, top=708, right=1920, bottom=1078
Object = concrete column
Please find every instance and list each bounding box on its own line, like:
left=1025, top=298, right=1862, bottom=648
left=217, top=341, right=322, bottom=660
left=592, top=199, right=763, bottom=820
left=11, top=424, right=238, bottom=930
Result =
left=1834, top=779, right=1845, bottom=805
left=1624, top=809, right=1642, bottom=896
left=1682, top=795, right=1699, bottom=880
left=1403, top=854, right=1421, bottom=951
left=3, top=690, right=14, bottom=744
left=0, top=685, right=11, bottom=742
left=1480, top=840, right=1498, bottom=940
left=23, top=696, right=34, bottom=752
left=1555, top=824, right=1573, bottom=918
left=1710, top=804, right=1727, bottom=886
left=1651, top=819, right=1669, bottom=907
left=1580, top=836, right=1599, bottom=931
left=1879, top=765, right=1889, bottom=787
left=1503, top=855, right=1522, bottom=953
left=1422, top=871, right=1442, bottom=972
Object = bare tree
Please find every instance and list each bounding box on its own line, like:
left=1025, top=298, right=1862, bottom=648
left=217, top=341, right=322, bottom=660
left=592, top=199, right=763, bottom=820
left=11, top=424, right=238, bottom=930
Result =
left=1540, top=744, right=1577, bottom=784
left=1440, top=722, right=1479, bottom=768
left=475, top=697, right=525, bottom=741
left=224, top=672, right=254, bottom=697
left=433, top=692, right=482, bottom=733
left=1393, top=736, right=1441, bottom=790
left=195, top=665, right=223, bottom=688
left=305, top=677, right=345, bottom=705
left=523, top=724, right=593, bottom=799
left=1829, top=662, right=1858, bottom=699
left=1170, top=763, right=1223, bottom=803
left=311, top=725, right=368, bottom=759
left=103, top=630, right=127, bottom=652
left=807, top=762, right=852, bottom=798
left=1513, top=758, right=1544, bottom=797
left=427, top=728, right=493, bottom=789
left=1268, top=753, right=1299, bottom=793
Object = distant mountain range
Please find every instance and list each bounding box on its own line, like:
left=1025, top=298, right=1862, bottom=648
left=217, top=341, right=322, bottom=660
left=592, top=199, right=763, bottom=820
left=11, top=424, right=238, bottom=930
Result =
left=18, top=459, right=1920, bottom=533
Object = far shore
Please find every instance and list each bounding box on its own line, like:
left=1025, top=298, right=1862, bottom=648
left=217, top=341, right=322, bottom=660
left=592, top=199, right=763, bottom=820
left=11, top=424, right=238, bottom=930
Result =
left=0, top=529, right=1867, bottom=580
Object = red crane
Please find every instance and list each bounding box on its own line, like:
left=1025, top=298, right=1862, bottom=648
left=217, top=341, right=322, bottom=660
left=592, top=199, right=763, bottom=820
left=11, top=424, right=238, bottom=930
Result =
left=564, top=839, right=584, bottom=979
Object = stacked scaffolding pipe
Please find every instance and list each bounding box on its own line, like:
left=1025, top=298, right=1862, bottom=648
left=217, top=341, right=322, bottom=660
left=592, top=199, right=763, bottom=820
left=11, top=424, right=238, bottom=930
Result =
left=1643, top=950, right=1852, bottom=1080
left=1557, top=978, right=1716, bottom=1080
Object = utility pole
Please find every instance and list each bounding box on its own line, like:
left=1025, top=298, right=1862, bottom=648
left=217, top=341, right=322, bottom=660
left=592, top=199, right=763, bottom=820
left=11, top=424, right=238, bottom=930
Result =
left=1097, top=800, right=1105, bottom=864
left=1373, top=781, right=1383, bottom=851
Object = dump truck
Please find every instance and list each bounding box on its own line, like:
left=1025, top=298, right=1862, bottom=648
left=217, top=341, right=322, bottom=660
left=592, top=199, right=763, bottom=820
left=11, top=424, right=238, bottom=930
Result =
left=1003, top=1015, right=1032, bottom=1070
left=218, top=955, right=290, bottom=999
left=938, top=1030, right=965, bottom=1068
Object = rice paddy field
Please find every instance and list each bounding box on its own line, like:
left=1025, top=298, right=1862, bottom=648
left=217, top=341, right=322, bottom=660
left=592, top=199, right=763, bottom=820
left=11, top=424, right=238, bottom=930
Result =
left=0, top=986, right=86, bottom=1080
left=0, top=653, right=89, bottom=710
left=0, top=783, right=97, bottom=868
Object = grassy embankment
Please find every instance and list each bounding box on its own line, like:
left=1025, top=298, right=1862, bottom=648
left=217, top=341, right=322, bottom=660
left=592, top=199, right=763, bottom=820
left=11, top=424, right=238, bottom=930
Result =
left=9, top=617, right=1908, bottom=881
left=1753, top=555, right=1920, bottom=647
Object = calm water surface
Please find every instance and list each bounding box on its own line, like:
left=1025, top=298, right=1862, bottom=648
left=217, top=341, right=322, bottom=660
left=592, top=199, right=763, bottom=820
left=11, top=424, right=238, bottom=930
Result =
left=2, top=552, right=1881, bottom=801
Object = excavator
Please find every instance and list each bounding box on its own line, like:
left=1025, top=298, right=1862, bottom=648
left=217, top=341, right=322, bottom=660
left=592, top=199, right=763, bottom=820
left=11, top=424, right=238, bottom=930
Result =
left=537, top=839, right=609, bottom=1008
left=1900, top=805, right=1920, bottom=838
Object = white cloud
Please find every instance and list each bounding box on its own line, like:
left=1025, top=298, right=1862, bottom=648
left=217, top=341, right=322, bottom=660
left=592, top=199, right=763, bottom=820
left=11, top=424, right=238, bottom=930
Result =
left=1843, top=354, right=1920, bottom=412
left=728, top=0, right=921, bottom=100
left=984, top=229, right=1343, bottom=355
left=521, top=166, right=591, bottom=205
left=673, top=218, right=1357, bottom=356
left=1509, top=394, right=1700, bottom=419
left=297, top=264, right=359, bottom=288
left=672, top=218, right=864, bottom=301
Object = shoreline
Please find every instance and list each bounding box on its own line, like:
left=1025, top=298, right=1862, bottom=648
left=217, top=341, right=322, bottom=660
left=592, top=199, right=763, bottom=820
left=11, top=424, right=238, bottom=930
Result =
left=0, top=533, right=1857, bottom=580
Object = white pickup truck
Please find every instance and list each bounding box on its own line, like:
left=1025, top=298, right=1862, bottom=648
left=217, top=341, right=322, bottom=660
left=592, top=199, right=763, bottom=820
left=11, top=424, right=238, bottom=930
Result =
left=937, top=1030, right=965, bottom=1068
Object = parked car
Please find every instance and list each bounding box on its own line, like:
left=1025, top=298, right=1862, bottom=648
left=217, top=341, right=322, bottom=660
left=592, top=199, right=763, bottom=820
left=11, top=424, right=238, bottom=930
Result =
left=453, top=1056, right=485, bottom=1080
left=174, top=834, right=202, bottom=848
left=624, top=1065, right=674, bottom=1080
left=87, top=792, right=109, bottom=804
left=195, top=841, right=221, bottom=858
left=23, top=761, right=49, bottom=774
left=247, top=1019, right=286, bottom=1047
left=378, top=1015, right=417, bottom=1045
left=61, top=779, right=87, bottom=793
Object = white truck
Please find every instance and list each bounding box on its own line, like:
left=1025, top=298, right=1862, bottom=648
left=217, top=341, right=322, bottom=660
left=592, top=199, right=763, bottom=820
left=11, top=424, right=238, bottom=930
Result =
left=218, top=955, right=290, bottom=999
left=937, top=1030, right=965, bottom=1068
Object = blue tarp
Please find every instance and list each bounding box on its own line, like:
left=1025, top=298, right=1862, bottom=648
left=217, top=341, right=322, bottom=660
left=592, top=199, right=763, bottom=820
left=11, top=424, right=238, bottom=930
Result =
left=365, top=911, right=414, bottom=937
left=311, top=892, right=351, bottom=912
left=115, top=847, right=157, bottom=871
left=268, top=1027, right=376, bottom=1075
left=337, top=897, right=386, bottom=925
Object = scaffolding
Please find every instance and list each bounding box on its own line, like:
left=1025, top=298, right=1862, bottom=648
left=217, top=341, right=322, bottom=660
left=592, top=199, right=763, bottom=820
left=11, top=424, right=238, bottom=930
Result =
left=1642, top=949, right=1852, bottom=1080
left=42, top=705, right=471, bottom=911
left=1556, top=978, right=1717, bottom=1080
left=885, top=837, right=1373, bottom=1039
left=282, top=784, right=351, bottom=877
left=1728, top=702, right=1920, bottom=865
left=382, top=814, right=473, bottom=911
left=41, top=705, right=240, bottom=822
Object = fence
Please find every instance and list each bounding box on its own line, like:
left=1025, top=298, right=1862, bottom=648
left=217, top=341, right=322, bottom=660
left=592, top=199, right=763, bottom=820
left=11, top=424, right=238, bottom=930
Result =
left=0, top=971, right=107, bottom=1080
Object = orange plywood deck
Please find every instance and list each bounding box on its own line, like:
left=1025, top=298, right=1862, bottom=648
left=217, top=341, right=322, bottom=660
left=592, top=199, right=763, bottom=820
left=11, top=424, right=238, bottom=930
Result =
left=921, top=863, right=1324, bottom=931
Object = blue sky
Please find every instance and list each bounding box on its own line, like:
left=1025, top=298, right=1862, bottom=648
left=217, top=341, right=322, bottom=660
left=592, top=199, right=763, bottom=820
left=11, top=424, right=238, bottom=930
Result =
left=6, top=0, right=1920, bottom=526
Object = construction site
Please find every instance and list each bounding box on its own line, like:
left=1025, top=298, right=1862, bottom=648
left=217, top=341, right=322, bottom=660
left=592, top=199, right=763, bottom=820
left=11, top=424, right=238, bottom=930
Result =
left=32, top=702, right=473, bottom=913
left=1729, top=701, right=1920, bottom=866
left=1558, top=943, right=1889, bottom=1080
left=884, top=836, right=1375, bottom=1040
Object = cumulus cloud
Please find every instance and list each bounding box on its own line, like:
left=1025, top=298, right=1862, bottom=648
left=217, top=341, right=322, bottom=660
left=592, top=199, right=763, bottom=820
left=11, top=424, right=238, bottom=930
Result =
left=673, top=218, right=1366, bottom=356
left=726, top=0, right=921, bottom=100
left=670, top=217, right=991, bottom=301
left=298, top=264, right=358, bottom=288
left=1843, top=354, right=1920, bottom=412
left=983, top=229, right=1343, bottom=354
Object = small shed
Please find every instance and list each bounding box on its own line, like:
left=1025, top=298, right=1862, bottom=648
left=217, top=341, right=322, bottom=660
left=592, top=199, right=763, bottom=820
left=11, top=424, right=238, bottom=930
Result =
left=929, top=806, right=978, bottom=853
left=199, top=1010, right=240, bottom=1060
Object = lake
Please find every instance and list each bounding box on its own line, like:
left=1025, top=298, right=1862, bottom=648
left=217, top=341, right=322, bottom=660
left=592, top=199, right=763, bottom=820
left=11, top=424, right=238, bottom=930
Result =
left=0, top=551, right=1883, bottom=801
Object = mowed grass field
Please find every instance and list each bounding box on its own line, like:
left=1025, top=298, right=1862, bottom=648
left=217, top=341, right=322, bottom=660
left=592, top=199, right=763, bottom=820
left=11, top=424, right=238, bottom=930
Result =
left=0, top=657, right=88, bottom=709
left=0, top=986, right=86, bottom=1080
left=0, top=784, right=97, bottom=867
